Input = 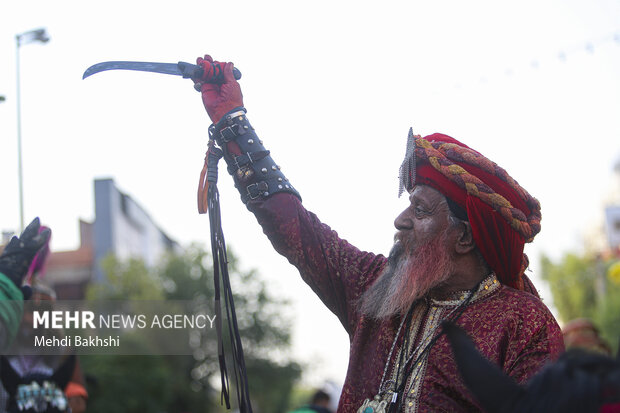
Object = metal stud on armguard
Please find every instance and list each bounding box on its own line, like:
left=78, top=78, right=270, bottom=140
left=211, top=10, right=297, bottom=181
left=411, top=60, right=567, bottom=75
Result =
left=212, top=109, right=252, bottom=143
left=209, top=107, right=301, bottom=205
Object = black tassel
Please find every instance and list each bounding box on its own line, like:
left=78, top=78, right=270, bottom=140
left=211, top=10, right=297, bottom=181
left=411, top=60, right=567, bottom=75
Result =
left=206, top=146, right=253, bottom=412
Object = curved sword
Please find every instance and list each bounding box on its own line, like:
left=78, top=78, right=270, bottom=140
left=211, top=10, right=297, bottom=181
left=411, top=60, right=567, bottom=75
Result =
left=82, top=61, right=242, bottom=84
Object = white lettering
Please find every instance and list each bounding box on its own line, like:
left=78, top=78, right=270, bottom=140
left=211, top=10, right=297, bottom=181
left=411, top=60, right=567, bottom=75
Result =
left=34, top=311, right=96, bottom=329
left=33, top=311, right=49, bottom=329
left=33, top=335, right=71, bottom=347
left=74, top=335, right=120, bottom=347
left=83, top=311, right=95, bottom=329
left=194, top=315, right=206, bottom=329
left=51, top=311, right=63, bottom=329
left=65, top=311, right=79, bottom=328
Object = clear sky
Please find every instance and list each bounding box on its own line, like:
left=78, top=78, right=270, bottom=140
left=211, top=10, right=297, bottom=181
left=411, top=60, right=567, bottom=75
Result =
left=1, top=0, right=620, bottom=387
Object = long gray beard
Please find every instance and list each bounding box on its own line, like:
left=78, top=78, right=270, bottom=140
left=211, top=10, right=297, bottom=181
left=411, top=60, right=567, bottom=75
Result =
left=358, top=232, right=453, bottom=320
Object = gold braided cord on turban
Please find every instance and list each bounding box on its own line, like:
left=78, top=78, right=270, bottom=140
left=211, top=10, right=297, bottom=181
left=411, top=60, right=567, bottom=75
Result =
left=415, top=137, right=541, bottom=243
left=403, top=133, right=542, bottom=291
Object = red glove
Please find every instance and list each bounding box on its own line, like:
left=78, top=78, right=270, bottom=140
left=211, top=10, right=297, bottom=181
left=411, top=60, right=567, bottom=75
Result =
left=196, top=55, right=243, bottom=124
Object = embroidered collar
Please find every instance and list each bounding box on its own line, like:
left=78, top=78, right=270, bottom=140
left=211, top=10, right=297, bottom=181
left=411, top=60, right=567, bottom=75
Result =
left=430, top=273, right=500, bottom=307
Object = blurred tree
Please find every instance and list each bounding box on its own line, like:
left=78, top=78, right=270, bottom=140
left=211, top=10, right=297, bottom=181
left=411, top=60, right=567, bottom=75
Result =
left=82, top=245, right=301, bottom=412
left=541, top=252, right=620, bottom=354
left=81, top=255, right=172, bottom=412
left=160, top=244, right=302, bottom=412
left=86, top=255, right=166, bottom=301
left=80, top=354, right=173, bottom=412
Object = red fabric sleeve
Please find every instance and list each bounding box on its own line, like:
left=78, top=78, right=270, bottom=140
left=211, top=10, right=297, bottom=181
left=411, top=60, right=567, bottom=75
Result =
left=247, top=193, right=387, bottom=335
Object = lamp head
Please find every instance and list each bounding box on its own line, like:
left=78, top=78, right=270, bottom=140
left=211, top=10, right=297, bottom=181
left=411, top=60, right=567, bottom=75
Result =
left=16, top=28, right=50, bottom=45
left=32, top=29, right=50, bottom=43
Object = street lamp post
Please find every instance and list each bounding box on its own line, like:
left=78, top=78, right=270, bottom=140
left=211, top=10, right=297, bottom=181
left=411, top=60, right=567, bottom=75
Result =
left=15, top=28, right=49, bottom=233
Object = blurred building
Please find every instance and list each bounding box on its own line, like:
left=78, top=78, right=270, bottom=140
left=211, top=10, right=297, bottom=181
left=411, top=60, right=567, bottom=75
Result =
left=605, top=206, right=620, bottom=251
left=42, top=178, right=179, bottom=299
left=604, top=157, right=620, bottom=253
left=44, top=219, right=94, bottom=299
left=92, top=178, right=178, bottom=281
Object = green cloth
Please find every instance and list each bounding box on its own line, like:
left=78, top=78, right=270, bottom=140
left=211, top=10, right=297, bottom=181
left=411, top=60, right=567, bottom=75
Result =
left=0, top=272, right=23, bottom=350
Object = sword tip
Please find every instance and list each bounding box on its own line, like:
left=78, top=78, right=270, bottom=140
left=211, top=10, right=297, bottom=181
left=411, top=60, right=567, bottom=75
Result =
left=82, top=66, right=96, bottom=80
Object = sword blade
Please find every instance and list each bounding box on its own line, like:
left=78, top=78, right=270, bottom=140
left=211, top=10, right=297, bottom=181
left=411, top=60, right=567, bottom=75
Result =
left=82, top=61, right=193, bottom=80
left=83, top=60, right=241, bottom=84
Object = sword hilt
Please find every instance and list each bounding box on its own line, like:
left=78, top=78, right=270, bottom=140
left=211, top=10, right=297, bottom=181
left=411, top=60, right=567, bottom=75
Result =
left=177, top=61, right=242, bottom=91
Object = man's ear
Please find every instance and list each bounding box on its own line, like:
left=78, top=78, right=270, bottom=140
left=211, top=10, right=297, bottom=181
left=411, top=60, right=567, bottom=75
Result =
left=454, top=220, right=476, bottom=254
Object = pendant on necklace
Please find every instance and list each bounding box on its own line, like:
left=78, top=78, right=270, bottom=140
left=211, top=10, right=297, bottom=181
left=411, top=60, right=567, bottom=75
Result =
left=357, top=395, right=388, bottom=413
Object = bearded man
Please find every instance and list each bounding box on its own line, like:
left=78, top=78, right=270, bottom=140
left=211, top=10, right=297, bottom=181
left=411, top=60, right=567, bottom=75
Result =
left=195, top=56, right=564, bottom=412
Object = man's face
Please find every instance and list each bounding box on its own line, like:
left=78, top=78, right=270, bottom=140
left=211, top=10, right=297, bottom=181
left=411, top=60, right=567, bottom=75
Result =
left=359, top=185, right=458, bottom=319
left=393, top=184, right=454, bottom=254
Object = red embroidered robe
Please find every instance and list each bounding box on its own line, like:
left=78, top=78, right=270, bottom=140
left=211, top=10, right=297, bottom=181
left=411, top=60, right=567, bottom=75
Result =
left=248, top=193, right=564, bottom=412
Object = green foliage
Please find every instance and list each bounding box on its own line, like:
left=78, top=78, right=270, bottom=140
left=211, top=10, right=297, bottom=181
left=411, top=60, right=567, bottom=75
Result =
left=595, top=288, right=620, bottom=353
left=287, top=386, right=317, bottom=412
left=82, top=244, right=301, bottom=412
left=540, top=253, right=599, bottom=321
left=80, top=355, right=172, bottom=413
left=86, top=254, right=165, bottom=300
left=540, top=252, right=620, bottom=353
left=246, top=357, right=302, bottom=413
left=159, top=244, right=293, bottom=360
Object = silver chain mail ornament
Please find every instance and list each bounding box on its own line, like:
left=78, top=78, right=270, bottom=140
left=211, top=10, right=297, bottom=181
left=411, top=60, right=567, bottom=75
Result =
left=398, top=127, right=418, bottom=197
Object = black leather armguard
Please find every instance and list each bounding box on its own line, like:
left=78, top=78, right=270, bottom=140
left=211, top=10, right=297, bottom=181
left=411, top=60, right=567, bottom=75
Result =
left=209, top=107, right=301, bottom=204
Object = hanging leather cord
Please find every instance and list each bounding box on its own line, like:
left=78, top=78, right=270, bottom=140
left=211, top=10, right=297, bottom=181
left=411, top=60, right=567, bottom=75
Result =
left=200, top=141, right=254, bottom=412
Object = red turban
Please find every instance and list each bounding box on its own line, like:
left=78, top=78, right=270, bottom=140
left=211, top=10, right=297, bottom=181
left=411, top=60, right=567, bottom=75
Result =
left=398, top=131, right=542, bottom=292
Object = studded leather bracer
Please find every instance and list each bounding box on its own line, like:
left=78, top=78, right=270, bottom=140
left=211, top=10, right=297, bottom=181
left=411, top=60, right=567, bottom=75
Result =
left=209, top=107, right=301, bottom=204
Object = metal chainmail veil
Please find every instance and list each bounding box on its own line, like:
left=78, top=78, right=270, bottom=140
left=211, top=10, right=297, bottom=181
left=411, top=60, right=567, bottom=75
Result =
left=398, top=127, right=419, bottom=197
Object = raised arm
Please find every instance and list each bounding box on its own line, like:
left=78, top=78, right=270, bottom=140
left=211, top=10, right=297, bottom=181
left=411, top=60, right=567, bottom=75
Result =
left=195, top=56, right=386, bottom=333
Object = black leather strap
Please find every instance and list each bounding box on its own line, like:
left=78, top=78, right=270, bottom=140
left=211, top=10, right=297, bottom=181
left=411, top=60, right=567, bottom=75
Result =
left=210, top=107, right=301, bottom=205
left=204, top=146, right=253, bottom=412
